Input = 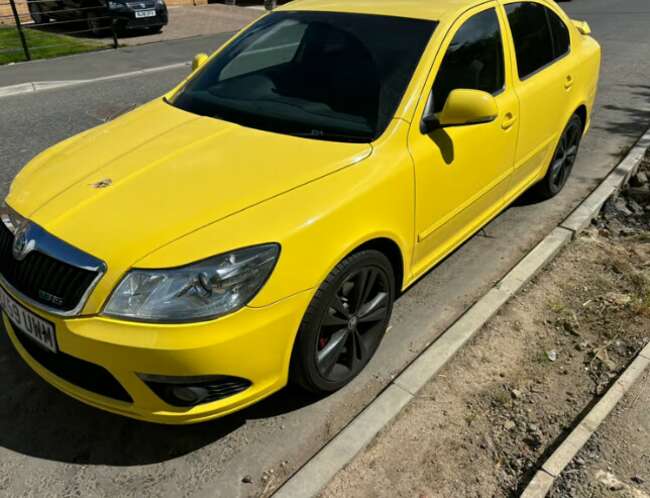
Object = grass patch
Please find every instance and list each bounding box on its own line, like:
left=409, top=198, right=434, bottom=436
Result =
left=0, top=26, right=106, bottom=64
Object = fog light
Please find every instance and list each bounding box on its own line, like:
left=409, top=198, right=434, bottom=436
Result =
left=138, top=373, right=252, bottom=407
left=171, top=386, right=209, bottom=405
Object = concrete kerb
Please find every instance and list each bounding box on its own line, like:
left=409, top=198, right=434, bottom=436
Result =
left=521, top=471, right=556, bottom=498
left=561, top=128, right=650, bottom=235
left=274, top=128, right=650, bottom=498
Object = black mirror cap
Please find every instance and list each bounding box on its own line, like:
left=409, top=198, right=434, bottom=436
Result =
left=420, top=113, right=440, bottom=134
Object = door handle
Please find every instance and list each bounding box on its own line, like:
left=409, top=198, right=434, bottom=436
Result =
left=501, top=112, right=517, bottom=130
left=564, top=75, right=574, bottom=89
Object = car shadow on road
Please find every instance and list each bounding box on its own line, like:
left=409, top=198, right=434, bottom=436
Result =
left=595, top=84, right=650, bottom=152
left=0, top=324, right=321, bottom=466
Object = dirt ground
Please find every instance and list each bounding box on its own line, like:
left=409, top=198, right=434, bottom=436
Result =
left=321, top=154, right=650, bottom=498
left=550, top=368, right=650, bottom=498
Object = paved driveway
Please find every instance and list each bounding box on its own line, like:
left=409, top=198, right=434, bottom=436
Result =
left=103, top=4, right=261, bottom=45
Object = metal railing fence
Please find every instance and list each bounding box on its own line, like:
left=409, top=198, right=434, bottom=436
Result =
left=1, top=0, right=125, bottom=62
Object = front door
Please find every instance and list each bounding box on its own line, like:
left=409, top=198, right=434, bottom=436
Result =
left=408, top=3, right=519, bottom=278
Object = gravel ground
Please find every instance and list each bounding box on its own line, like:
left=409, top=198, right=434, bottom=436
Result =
left=321, top=153, right=650, bottom=498
left=550, top=371, right=650, bottom=498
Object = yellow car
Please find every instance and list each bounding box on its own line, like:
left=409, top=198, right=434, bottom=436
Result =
left=1, top=0, right=600, bottom=424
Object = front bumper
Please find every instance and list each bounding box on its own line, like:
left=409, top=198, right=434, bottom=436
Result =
left=2, top=287, right=311, bottom=424
left=111, top=6, right=168, bottom=29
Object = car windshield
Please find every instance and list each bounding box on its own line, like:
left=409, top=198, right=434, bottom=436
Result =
left=169, top=12, right=437, bottom=142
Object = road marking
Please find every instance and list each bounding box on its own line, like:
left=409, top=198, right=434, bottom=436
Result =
left=0, top=62, right=190, bottom=99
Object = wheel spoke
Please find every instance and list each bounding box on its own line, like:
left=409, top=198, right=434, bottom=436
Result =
left=352, top=330, right=366, bottom=362
left=566, top=144, right=578, bottom=164
left=330, top=294, right=351, bottom=319
left=358, top=292, right=388, bottom=322
left=550, top=158, right=565, bottom=186
left=350, top=269, right=370, bottom=311
left=322, top=308, right=349, bottom=327
left=317, top=328, right=349, bottom=375
left=359, top=269, right=378, bottom=309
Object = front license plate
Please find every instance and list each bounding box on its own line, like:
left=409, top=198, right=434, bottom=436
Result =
left=135, top=9, right=156, bottom=18
left=0, top=285, right=58, bottom=353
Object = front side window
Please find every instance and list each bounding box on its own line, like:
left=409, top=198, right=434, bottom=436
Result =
left=431, top=8, right=505, bottom=113
left=505, top=2, right=569, bottom=79
left=171, top=12, right=437, bottom=142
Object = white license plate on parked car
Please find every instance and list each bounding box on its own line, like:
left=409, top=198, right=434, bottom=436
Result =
left=135, top=9, right=156, bottom=18
left=0, top=285, right=57, bottom=353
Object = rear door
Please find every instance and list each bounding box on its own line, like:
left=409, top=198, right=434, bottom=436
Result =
left=408, top=3, right=519, bottom=278
left=501, top=1, right=577, bottom=196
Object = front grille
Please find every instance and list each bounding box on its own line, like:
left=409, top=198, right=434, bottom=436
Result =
left=126, top=0, right=155, bottom=8
left=0, top=223, right=98, bottom=312
left=12, top=323, right=132, bottom=403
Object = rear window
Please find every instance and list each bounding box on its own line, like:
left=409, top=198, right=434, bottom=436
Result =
left=548, top=8, right=570, bottom=57
left=505, top=2, right=569, bottom=79
left=171, top=12, right=437, bottom=142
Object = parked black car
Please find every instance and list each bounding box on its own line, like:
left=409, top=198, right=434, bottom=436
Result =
left=27, top=0, right=168, bottom=36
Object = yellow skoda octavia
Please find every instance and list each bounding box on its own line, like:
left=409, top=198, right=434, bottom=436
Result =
left=1, top=0, right=600, bottom=423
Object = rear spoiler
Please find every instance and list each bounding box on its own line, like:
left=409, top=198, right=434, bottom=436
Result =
left=572, top=19, right=592, bottom=35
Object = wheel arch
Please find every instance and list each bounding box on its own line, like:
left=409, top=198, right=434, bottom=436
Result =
left=574, top=104, right=588, bottom=133
left=347, top=237, right=405, bottom=297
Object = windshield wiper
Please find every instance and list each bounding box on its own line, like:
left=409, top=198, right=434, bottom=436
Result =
left=289, top=129, right=371, bottom=143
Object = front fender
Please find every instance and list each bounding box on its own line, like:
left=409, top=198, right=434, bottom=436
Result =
left=134, top=121, right=415, bottom=307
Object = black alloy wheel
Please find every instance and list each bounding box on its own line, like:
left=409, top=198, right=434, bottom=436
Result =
left=534, top=114, right=583, bottom=200
left=291, top=250, right=395, bottom=393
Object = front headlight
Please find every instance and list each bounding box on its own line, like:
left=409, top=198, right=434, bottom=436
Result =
left=103, top=244, right=280, bottom=322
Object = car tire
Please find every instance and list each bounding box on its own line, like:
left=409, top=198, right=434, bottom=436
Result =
left=28, top=1, right=49, bottom=24
left=533, top=113, right=583, bottom=200
left=149, top=25, right=163, bottom=33
left=290, top=249, right=395, bottom=393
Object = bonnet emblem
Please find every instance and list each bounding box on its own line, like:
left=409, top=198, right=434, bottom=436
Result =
left=91, top=179, right=112, bottom=189
left=12, top=226, right=33, bottom=261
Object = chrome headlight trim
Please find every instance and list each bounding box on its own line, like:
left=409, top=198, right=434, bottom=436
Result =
left=102, top=243, right=281, bottom=324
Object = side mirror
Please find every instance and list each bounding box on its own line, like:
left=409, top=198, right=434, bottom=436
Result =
left=421, top=89, right=498, bottom=133
left=192, top=53, right=209, bottom=72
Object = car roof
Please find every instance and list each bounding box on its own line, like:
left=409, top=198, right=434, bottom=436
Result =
left=276, top=0, right=488, bottom=21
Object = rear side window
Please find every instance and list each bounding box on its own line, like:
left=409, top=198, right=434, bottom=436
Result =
left=505, top=2, right=570, bottom=79
left=548, top=9, right=570, bottom=57
left=432, top=8, right=505, bottom=113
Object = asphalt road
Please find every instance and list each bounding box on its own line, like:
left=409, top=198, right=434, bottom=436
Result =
left=0, top=0, right=649, bottom=496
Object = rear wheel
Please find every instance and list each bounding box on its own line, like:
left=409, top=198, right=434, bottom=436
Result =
left=291, top=250, right=395, bottom=393
left=533, top=114, right=583, bottom=200
left=28, top=1, right=49, bottom=24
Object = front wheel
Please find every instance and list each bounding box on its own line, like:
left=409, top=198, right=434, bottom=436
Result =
left=291, top=250, right=395, bottom=393
left=533, top=114, right=583, bottom=200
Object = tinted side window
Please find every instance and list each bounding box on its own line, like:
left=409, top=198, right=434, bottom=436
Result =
left=432, top=8, right=505, bottom=113
left=505, top=2, right=554, bottom=78
left=548, top=9, right=570, bottom=57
